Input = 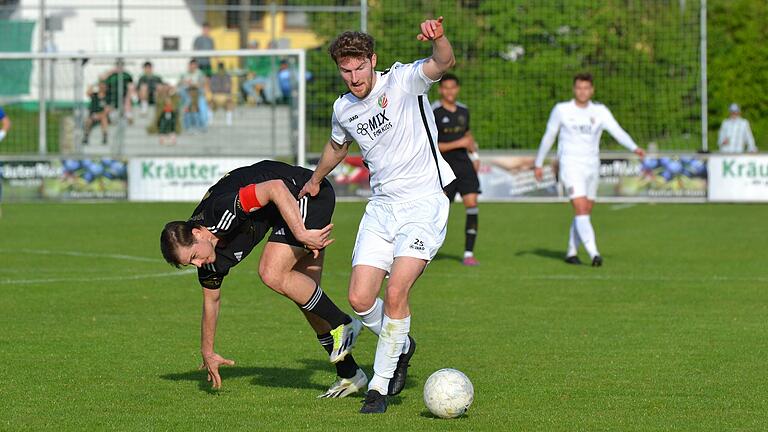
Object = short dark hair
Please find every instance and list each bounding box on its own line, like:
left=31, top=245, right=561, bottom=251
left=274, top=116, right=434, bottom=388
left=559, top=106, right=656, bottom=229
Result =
left=189, top=59, right=198, bottom=65
left=440, top=73, right=460, bottom=86
left=328, top=31, right=375, bottom=64
left=202, top=22, right=210, bottom=28
left=160, top=221, right=200, bottom=268
left=573, top=72, right=593, bottom=85
left=143, top=61, right=152, bottom=68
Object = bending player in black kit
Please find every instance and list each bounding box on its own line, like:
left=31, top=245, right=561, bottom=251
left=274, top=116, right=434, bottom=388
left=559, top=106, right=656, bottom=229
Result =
left=160, top=160, right=366, bottom=397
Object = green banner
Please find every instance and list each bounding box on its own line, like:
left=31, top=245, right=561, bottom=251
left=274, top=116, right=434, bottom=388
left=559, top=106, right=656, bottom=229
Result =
left=0, top=20, right=35, bottom=96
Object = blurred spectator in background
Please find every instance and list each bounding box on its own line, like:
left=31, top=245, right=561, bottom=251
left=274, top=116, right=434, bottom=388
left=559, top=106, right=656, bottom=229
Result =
left=242, top=41, right=274, bottom=105
left=0, top=105, right=8, bottom=218
left=718, top=103, right=757, bottom=153
left=178, top=59, right=209, bottom=132
left=101, top=60, right=135, bottom=123
left=0, top=104, right=9, bottom=143
left=210, top=62, right=234, bottom=126
left=157, top=96, right=178, bottom=146
left=193, top=22, right=214, bottom=77
left=277, top=60, right=293, bottom=104
left=83, top=82, right=110, bottom=145
left=137, top=61, right=164, bottom=116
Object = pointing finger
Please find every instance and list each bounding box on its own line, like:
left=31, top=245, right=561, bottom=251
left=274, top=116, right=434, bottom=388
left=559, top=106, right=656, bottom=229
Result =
left=437, top=16, right=444, bottom=24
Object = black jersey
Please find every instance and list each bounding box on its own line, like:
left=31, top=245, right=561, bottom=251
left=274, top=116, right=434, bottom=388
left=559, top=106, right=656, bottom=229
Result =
left=188, top=160, right=320, bottom=289
left=432, top=101, right=471, bottom=163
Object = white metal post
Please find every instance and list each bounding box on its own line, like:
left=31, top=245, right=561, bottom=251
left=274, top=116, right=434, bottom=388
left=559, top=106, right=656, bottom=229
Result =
left=700, top=0, right=708, bottom=152
left=360, top=0, right=368, bottom=32
left=297, top=50, right=307, bottom=168
left=38, top=0, right=47, bottom=155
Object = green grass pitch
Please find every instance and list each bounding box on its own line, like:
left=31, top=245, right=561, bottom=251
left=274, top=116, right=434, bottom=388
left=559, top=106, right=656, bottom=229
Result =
left=1, top=201, right=766, bottom=430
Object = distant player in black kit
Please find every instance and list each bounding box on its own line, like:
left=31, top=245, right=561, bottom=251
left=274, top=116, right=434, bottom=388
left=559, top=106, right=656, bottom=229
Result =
left=160, top=160, right=366, bottom=397
left=432, top=74, right=481, bottom=266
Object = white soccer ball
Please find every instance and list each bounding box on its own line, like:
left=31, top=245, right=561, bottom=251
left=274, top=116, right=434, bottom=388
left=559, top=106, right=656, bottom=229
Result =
left=423, top=368, right=474, bottom=419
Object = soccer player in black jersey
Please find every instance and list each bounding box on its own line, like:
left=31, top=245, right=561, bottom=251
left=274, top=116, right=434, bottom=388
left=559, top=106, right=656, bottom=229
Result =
left=433, top=74, right=481, bottom=266
left=160, top=160, right=366, bottom=397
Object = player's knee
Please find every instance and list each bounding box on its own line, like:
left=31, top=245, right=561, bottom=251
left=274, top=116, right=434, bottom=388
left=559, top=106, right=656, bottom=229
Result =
left=348, top=290, right=374, bottom=313
left=258, top=264, right=285, bottom=293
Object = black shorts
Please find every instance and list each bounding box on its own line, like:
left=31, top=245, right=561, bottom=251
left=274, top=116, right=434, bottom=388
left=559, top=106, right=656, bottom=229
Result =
left=443, top=156, right=481, bottom=200
left=267, top=178, right=335, bottom=248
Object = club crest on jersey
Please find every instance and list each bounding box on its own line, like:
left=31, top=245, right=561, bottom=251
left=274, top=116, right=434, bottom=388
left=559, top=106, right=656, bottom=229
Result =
left=378, top=93, right=388, bottom=108
left=356, top=110, right=392, bottom=141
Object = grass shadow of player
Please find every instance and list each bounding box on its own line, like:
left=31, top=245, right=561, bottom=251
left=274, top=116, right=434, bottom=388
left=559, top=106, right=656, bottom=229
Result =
left=515, top=248, right=564, bottom=262
left=432, top=252, right=464, bottom=263
left=418, top=410, right=471, bottom=420
left=160, top=358, right=367, bottom=395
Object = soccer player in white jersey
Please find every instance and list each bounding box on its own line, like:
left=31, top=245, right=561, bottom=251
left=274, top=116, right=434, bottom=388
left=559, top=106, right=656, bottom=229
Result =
left=299, top=17, right=456, bottom=414
left=534, top=73, right=645, bottom=267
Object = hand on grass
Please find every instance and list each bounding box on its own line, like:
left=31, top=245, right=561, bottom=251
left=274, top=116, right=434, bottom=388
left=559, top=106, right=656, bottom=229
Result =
left=200, top=352, right=235, bottom=389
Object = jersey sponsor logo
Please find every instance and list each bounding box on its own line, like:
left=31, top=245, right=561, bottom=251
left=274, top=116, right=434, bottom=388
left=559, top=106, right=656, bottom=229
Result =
left=356, top=110, right=392, bottom=141
left=348, top=114, right=358, bottom=122
left=442, top=116, right=450, bottom=123
left=377, top=93, right=388, bottom=109
left=409, top=238, right=425, bottom=251
left=234, top=251, right=243, bottom=261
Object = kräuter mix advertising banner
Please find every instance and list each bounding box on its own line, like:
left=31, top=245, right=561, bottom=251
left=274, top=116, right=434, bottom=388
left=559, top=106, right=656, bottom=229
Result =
left=128, top=158, right=261, bottom=201
left=0, top=159, right=127, bottom=201
left=708, top=155, right=768, bottom=202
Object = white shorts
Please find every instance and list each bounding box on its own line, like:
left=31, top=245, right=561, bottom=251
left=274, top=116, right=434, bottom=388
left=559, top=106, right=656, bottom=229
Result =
left=559, top=159, right=600, bottom=200
left=351, top=192, right=450, bottom=273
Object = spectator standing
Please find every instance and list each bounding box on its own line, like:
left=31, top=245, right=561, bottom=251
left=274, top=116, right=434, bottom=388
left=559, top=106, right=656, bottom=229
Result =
left=193, top=22, right=215, bottom=77
left=718, top=103, right=757, bottom=153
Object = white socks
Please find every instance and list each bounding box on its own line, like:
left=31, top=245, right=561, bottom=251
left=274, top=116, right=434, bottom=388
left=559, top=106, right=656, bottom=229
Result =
left=368, top=315, right=411, bottom=394
left=574, top=215, right=599, bottom=258
left=356, top=297, right=384, bottom=335
left=567, top=219, right=581, bottom=257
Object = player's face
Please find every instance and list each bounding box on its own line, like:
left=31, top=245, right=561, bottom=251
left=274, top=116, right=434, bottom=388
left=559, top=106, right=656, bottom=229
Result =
left=337, top=55, right=377, bottom=99
left=177, top=236, right=216, bottom=268
left=439, top=80, right=460, bottom=104
left=573, top=80, right=594, bottom=105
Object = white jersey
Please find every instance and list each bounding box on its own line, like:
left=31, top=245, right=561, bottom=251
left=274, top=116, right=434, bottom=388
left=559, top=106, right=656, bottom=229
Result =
left=331, top=60, right=456, bottom=203
left=718, top=117, right=756, bottom=153
left=535, top=100, right=638, bottom=167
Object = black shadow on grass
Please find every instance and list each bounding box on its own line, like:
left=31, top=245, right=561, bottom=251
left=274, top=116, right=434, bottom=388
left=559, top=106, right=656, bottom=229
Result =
left=160, top=359, right=380, bottom=395
left=433, top=252, right=463, bottom=263
left=515, top=248, right=565, bottom=262
left=419, top=410, right=471, bottom=420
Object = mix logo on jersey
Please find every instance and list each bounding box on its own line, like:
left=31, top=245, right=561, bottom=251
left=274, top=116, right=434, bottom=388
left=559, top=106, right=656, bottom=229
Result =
left=356, top=109, right=393, bottom=141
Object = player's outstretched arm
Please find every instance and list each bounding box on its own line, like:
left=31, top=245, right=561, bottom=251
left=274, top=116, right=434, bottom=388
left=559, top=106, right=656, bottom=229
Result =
left=299, top=139, right=349, bottom=198
left=240, top=180, right=334, bottom=255
left=418, top=17, right=456, bottom=81
left=200, top=287, right=235, bottom=389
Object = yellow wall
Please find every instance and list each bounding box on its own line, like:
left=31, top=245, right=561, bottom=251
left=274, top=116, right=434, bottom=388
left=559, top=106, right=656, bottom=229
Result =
left=204, top=9, right=322, bottom=71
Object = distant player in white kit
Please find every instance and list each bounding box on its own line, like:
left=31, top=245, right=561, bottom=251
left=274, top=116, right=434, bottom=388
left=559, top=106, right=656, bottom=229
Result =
left=534, top=73, right=645, bottom=266
left=299, top=17, right=456, bottom=413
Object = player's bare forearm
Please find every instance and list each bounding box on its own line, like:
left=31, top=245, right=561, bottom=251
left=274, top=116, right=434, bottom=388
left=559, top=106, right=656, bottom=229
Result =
left=2, top=117, right=11, bottom=132
left=262, top=180, right=309, bottom=240
left=423, top=37, right=455, bottom=81
left=419, top=17, right=455, bottom=80
left=438, top=135, right=472, bottom=153
left=200, top=288, right=221, bottom=356
left=311, top=139, right=348, bottom=184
